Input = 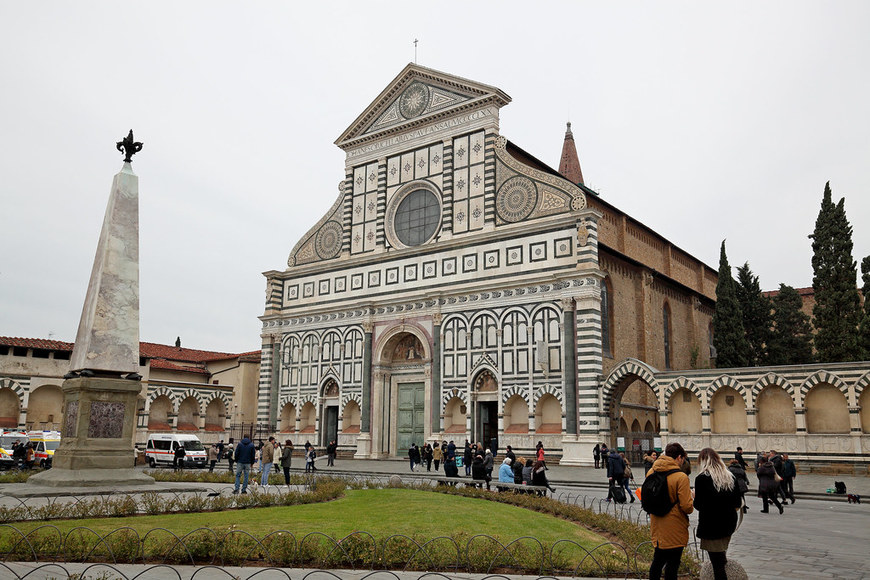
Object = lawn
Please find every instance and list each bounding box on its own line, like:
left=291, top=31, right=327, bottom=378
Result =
left=10, top=488, right=606, bottom=547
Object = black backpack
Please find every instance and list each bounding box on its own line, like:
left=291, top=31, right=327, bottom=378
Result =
left=641, top=469, right=679, bottom=516
left=835, top=481, right=847, bottom=494
left=608, top=454, right=624, bottom=477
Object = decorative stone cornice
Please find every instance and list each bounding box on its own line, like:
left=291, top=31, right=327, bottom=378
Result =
left=261, top=277, right=600, bottom=331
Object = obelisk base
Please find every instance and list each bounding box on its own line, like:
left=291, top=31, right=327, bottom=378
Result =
left=27, top=376, right=154, bottom=487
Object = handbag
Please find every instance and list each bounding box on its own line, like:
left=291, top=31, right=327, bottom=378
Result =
left=774, top=471, right=782, bottom=483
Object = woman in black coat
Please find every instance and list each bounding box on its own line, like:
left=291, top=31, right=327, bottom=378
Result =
left=727, top=459, right=750, bottom=513
left=756, top=459, right=783, bottom=514
left=694, top=448, right=743, bottom=580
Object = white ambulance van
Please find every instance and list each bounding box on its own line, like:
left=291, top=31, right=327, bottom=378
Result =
left=28, top=430, right=61, bottom=468
left=145, top=434, right=207, bottom=468
left=0, top=431, right=29, bottom=469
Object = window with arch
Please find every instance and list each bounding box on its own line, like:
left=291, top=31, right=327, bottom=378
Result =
left=663, top=303, right=672, bottom=370
left=601, top=278, right=613, bottom=358
left=321, top=331, right=342, bottom=363
left=343, top=328, right=364, bottom=383
left=470, top=313, right=498, bottom=351
left=500, top=309, right=530, bottom=377
left=532, top=306, right=562, bottom=374
left=442, top=317, right=468, bottom=379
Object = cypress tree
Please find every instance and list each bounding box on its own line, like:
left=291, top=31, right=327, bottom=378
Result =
left=735, top=262, right=771, bottom=365
left=809, top=182, right=862, bottom=362
left=768, top=284, right=814, bottom=365
left=860, top=256, right=870, bottom=359
left=712, top=241, right=750, bottom=367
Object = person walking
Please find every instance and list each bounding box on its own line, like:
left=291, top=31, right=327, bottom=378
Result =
left=734, top=446, right=747, bottom=470
left=781, top=453, right=796, bottom=503
left=423, top=443, right=433, bottom=471
left=305, top=445, right=317, bottom=472
left=593, top=443, right=601, bottom=469
left=606, top=447, right=625, bottom=501
left=433, top=442, right=442, bottom=471
left=756, top=454, right=783, bottom=514
left=647, top=442, right=694, bottom=580
left=408, top=444, right=419, bottom=471
left=531, top=459, right=556, bottom=494
left=620, top=452, right=635, bottom=503
left=768, top=449, right=789, bottom=505
left=326, top=440, right=337, bottom=467
left=232, top=436, right=256, bottom=494
left=226, top=438, right=235, bottom=472
left=728, top=459, right=750, bottom=513
left=535, top=441, right=545, bottom=464
left=207, top=444, right=219, bottom=472
left=280, top=440, right=293, bottom=485
left=643, top=450, right=658, bottom=475
left=599, top=443, right=609, bottom=468
left=260, top=436, right=276, bottom=486
left=694, top=448, right=742, bottom=580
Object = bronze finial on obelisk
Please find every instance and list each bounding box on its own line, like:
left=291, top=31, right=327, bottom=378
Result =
left=116, top=130, right=143, bottom=163
left=29, top=131, right=153, bottom=487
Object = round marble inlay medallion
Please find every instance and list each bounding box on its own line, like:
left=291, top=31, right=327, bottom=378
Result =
left=315, top=221, right=342, bottom=259
left=496, top=176, right=538, bottom=222
left=399, top=82, right=430, bottom=119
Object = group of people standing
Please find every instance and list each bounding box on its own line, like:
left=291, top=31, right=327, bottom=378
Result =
left=229, top=436, right=334, bottom=494
left=406, top=439, right=554, bottom=493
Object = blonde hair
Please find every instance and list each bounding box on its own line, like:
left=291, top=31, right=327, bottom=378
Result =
left=698, top=448, right=734, bottom=492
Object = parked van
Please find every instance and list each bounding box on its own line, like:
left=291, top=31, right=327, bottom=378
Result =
left=0, top=431, right=29, bottom=469
left=27, top=430, right=61, bottom=468
left=145, top=434, right=207, bottom=468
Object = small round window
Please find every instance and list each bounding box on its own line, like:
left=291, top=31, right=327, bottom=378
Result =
left=394, top=189, right=440, bottom=246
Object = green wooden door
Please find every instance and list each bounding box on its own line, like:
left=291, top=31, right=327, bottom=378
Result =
left=397, top=382, right=425, bottom=453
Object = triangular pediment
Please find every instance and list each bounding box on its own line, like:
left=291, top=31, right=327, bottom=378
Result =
left=335, top=63, right=511, bottom=149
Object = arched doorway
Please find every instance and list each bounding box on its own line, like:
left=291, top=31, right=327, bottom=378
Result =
left=610, top=377, right=660, bottom=465
left=374, top=329, right=429, bottom=457
left=320, top=378, right=340, bottom=447
left=472, top=369, right=499, bottom=451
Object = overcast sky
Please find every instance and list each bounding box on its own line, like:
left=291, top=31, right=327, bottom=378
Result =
left=1, top=2, right=868, bottom=353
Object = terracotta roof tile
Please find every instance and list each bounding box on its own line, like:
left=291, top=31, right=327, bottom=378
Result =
left=1, top=336, right=261, bottom=365
left=147, top=359, right=211, bottom=375
left=0, top=337, right=74, bottom=351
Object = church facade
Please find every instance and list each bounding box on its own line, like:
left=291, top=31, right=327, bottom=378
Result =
left=258, top=64, right=721, bottom=464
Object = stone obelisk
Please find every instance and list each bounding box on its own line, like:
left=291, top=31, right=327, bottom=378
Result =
left=29, top=131, right=154, bottom=487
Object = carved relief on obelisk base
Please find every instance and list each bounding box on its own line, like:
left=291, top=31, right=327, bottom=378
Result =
left=29, top=131, right=154, bottom=487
